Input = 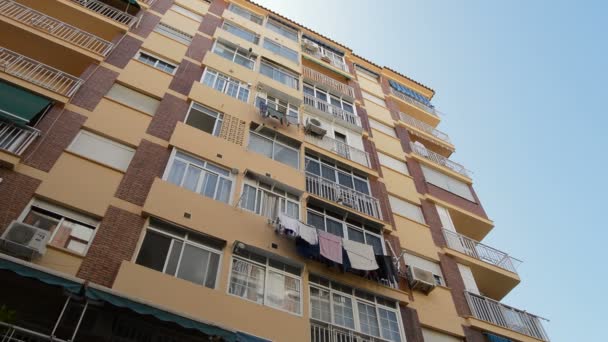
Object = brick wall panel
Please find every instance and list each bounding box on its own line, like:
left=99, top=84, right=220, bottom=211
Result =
left=405, top=158, right=428, bottom=194
left=115, top=140, right=171, bottom=206
left=169, top=60, right=204, bottom=95
left=0, top=170, right=40, bottom=233
left=199, top=14, right=222, bottom=35
left=186, top=34, right=213, bottom=61
left=440, top=253, right=471, bottom=317
left=21, top=106, right=86, bottom=172
left=355, top=105, right=371, bottom=134
left=420, top=199, right=446, bottom=247
left=463, top=326, right=486, bottom=342
left=71, top=67, right=119, bottom=111
left=131, top=11, right=161, bottom=39
left=147, top=93, right=190, bottom=141
left=77, top=206, right=145, bottom=287
left=400, top=306, right=425, bottom=342
left=395, top=125, right=413, bottom=153
left=208, top=0, right=227, bottom=16
left=151, top=0, right=173, bottom=14
left=369, top=179, right=394, bottom=227
left=106, top=35, right=143, bottom=69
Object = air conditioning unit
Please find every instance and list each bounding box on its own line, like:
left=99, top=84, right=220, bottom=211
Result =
left=407, top=266, right=436, bottom=294
left=305, top=118, right=326, bottom=136
left=0, top=221, right=51, bottom=259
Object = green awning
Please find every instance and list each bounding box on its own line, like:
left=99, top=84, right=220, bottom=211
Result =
left=0, top=255, right=83, bottom=293
left=0, top=81, right=51, bottom=125
left=85, top=286, right=239, bottom=342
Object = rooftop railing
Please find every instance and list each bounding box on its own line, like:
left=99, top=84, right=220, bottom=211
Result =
left=410, top=142, right=471, bottom=178
left=442, top=229, right=521, bottom=273
left=0, top=117, right=40, bottom=156
left=0, top=47, right=84, bottom=97
left=0, top=0, right=113, bottom=56
left=303, top=66, right=354, bottom=98
left=306, top=173, right=382, bottom=220
left=69, top=0, right=138, bottom=27
left=311, top=320, right=390, bottom=342
left=398, top=111, right=450, bottom=144
left=303, top=93, right=361, bottom=129
left=465, top=291, right=550, bottom=341
left=390, top=87, right=438, bottom=117
left=305, top=134, right=370, bottom=168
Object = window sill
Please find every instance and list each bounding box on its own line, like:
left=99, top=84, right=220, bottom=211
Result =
left=47, top=244, right=86, bottom=259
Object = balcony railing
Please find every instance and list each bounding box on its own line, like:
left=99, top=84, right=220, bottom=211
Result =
left=442, top=229, right=520, bottom=274
left=465, top=292, right=550, bottom=341
left=69, top=0, right=138, bottom=27
left=306, top=173, right=382, bottom=220
left=390, top=87, right=438, bottom=117
left=305, top=134, right=370, bottom=168
left=398, top=111, right=450, bottom=144
left=410, top=142, right=471, bottom=178
left=0, top=0, right=113, bottom=56
left=311, top=320, right=389, bottom=342
left=0, top=321, right=66, bottom=342
left=303, top=94, right=361, bottom=129
left=303, top=66, right=354, bottom=98
left=0, top=117, right=40, bottom=156
left=0, top=47, right=84, bottom=97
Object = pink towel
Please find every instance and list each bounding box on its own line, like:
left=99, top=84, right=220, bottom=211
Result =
left=318, top=231, right=343, bottom=264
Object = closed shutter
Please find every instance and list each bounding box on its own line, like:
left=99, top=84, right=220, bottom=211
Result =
left=457, top=263, right=480, bottom=295
left=388, top=196, right=424, bottom=224
left=68, top=130, right=135, bottom=171
left=420, top=165, right=475, bottom=202
left=106, top=84, right=160, bottom=115
left=378, top=152, right=409, bottom=175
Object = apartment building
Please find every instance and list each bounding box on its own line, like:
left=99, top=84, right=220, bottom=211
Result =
left=0, top=0, right=549, bottom=341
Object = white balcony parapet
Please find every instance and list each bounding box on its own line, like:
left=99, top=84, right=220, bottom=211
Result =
left=390, top=87, right=439, bottom=117
left=69, top=0, right=138, bottom=27
left=305, top=134, right=370, bottom=168
left=303, top=66, right=354, bottom=98
left=0, top=0, right=113, bottom=56
left=0, top=47, right=84, bottom=97
left=311, top=320, right=390, bottom=342
left=0, top=116, right=40, bottom=156
left=465, top=291, right=550, bottom=341
left=442, top=229, right=521, bottom=273
left=398, top=111, right=450, bottom=144
left=410, top=142, right=471, bottom=178
left=303, top=93, right=361, bottom=129
left=306, top=173, right=382, bottom=220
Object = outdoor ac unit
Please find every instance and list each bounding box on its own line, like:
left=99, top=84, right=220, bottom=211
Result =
left=0, top=221, right=50, bottom=259
left=407, top=266, right=436, bottom=294
left=305, top=118, right=327, bottom=136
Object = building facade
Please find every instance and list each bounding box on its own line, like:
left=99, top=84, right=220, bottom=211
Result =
left=0, top=0, right=549, bottom=341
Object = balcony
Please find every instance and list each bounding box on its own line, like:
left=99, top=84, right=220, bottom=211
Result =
left=303, top=93, right=362, bottom=131
left=0, top=118, right=39, bottom=156
left=398, top=111, right=451, bottom=146
left=0, top=0, right=113, bottom=57
left=303, top=66, right=354, bottom=99
left=305, top=134, right=370, bottom=168
left=410, top=142, right=471, bottom=179
left=306, top=173, right=382, bottom=220
left=465, top=292, right=550, bottom=341
left=69, top=0, right=138, bottom=27
left=443, top=229, right=520, bottom=274
left=0, top=47, right=84, bottom=97
left=390, top=87, right=438, bottom=117
left=311, top=320, right=389, bottom=342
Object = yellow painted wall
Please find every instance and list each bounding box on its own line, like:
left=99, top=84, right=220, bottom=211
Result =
left=162, top=9, right=200, bottom=36
left=142, top=32, right=188, bottom=64
left=34, top=247, right=83, bottom=276
left=84, top=99, right=152, bottom=147
left=175, top=0, right=209, bottom=16
left=392, top=216, right=439, bottom=261
left=117, top=60, right=172, bottom=99
left=358, top=75, right=385, bottom=98
left=409, top=287, right=464, bottom=337
left=365, top=101, right=393, bottom=124
left=372, top=131, right=405, bottom=159
left=382, top=167, right=419, bottom=203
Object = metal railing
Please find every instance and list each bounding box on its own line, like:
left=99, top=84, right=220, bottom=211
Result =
left=0, top=117, right=40, bottom=156
left=410, top=142, right=471, bottom=178
left=390, top=88, right=438, bottom=117
left=311, top=320, right=390, bottom=342
left=305, top=134, right=370, bottom=168
left=0, top=0, right=113, bottom=56
left=0, top=322, right=69, bottom=342
left=442, top=229, right=521, bottom=273
left=303, top=66, right=354, bottom=98
left=398, top=111, right=450, bottom=144
left=0, top=47, right=84, bottom=97
left=303, top=94, right=361, bottom=129
left=465, top=292, right=550, bottom=341
left=306, top=173, right=382, bottom=220
left=69, top=0, right=138, bottom=27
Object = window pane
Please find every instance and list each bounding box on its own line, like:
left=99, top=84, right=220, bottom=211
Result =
left=365, top=233, right=383, bottom=255
left=205, top=252, right=220, bottom=288
left=183, top=166, right=202, bottom=192
left=164, top=240, right=182, bottom=276
left=347, top=227, right=365, bottom=243
left=241, top=185, right=257, bottom=211
left=326, top=219, right=344, bottom=237
left=337, top=172, right=353, bottom=188
left=353, top=178, right=369, bottom=194
left=136, top=231, right=171, bottom=272
left=305, top=159, right=320, bottom=175
left=49, top=219, right=94, bottom=254
left=22, top=209, right=60, bottom=233
left=311, top=287, right=331, bottom=322
left=167, top=159, right=186, bottom=185
left=379, top=308, right=401, bottom=342
left=285, top=201, right=299, bottom=219
left=321, top=165, right=336, bottom=182
left=358, top=302, right=380, bottom=337
left=176, top=244, right=211, bottom=286
left=216, top=178, right=232, bottom=203
left=186, top=106, right=220, bottom=135
left=266, top=270, right=301, bottom=314
left=307, top=211, right=325, bottom=230
left=332, top=294, right=355, bottom=329
left=248, top=133, right=273, bottom=158
left=229, top=258, right=265, bottom=304
left=201, top=172, right=218, bottom=198
left=273, top=144, right=298, bottom=168
left=202, top=71, right=216, bottom=87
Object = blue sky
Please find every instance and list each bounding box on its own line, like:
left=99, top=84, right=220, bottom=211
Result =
left=255, top=0, right=607, bottom=340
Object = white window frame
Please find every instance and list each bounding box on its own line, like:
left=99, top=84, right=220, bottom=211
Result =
left=184, top=102, right=224, bottom=137
left=170, top=4, right=203, bottom=22
left=221, top=21, right=260, bottom=44
left=309, top=277, right=405, bottom=342
left=248, top=127, right=300, bottom=169
left=262, top=38, right=299, bottom=63
left=266, top=17, right=299, bottom=42
left=254, top=92, right=299, bottom=125
left=239, top=176, right=300, bottom=220
left=136, top=222, right=223, bottom=289
left=228, top=253, right=303, bottom=316
left=135, top=50, right=178, bottom=75
left=304, top=155, right=370, bottom=194
left=212, top=40, right=256, bottom=70
left=154, top=22, right=193, bottom=45
left=227, top=3, right=263, bottom=25
left=259, top=59, right=299, bottom=89
left=201, top=68, right=250, bottom=103
left=303, top=83, right=356, bottom=115
left=369, top=119, right=397, bottom=138
left=162, top=149, right=235, bottom=204
left=18, top=199, right=99, bottom=256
